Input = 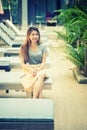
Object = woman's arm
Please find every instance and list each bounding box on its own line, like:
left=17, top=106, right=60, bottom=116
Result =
left=19, top=46, right=34, bottom=74
left=20, top=55, right=34, bottom=73
left=37, top=52, right=47, bottom=70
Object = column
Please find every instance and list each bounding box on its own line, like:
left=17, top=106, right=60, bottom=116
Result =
left=22, top=0, right=28, bottom=30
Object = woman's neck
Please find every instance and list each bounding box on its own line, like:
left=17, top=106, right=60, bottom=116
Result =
left=31, top=42, right=37, bottom=47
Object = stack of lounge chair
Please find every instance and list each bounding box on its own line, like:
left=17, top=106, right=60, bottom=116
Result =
left=3, top=19, right=26, bottom=36
left=0, top=20, right=54, bottom=130
left=0, top=27, right=22, bottom=47
left=3, top=19, right=48, bottom=42
left=0, top=20, right=52, bottom=97
left=0, top=55, right=52, bottom=97
left=0, top=22, right=26, bottom=47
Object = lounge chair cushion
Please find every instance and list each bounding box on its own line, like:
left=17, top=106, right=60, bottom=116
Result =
left=0, top=98, right=54, bottom=130
left=0, top=72, right=52, bottom=90
left=4, top=47, right=20, bottom=56
left=0, top=61, right=11, bottom=71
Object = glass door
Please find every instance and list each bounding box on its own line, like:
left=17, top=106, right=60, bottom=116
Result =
left=35, top=0, right=46, bottom=24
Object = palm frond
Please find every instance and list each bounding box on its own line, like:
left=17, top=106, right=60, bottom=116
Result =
left=64, top=44, right=84, bottom=68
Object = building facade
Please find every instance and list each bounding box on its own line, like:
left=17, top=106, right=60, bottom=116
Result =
left=1, top=0, right=69, bottom=27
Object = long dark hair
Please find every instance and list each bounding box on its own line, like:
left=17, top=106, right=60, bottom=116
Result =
left=19, top=27, right=41, bottom=63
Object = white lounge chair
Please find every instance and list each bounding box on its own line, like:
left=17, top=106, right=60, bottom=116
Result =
left=0, top=22, right=25, bottom=41
left=0, top=61, right=11, bottom=71
left=0, top=72, right=52, bottom=98
left=0, top=56, right=50, bottom=69
left=3, top=20, right=48, bottom=42
left=3, top=19, right=26, bottom=36
left=0, top=44, right=50, bottom=57
left=0, top=28, right=22, bottom=47
left=3, top=47, right=20, bottom=56
left=0, top=98, right=54, bottom=130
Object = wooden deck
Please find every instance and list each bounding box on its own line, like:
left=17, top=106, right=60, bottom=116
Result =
left=46, top=45, right=87, bottom=130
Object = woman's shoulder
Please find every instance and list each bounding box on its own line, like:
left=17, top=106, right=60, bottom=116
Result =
left=39, top=42, right=47, bottom=48
left=38, top=43, right=48, bottom=53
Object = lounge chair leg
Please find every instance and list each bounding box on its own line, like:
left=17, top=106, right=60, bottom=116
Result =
left=6, top=90, right=9, bottom=93
left=26, top=92, right=32, bottom=98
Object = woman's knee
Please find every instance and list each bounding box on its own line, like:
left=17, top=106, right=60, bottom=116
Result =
left=38, top=73, right=46, bottom=80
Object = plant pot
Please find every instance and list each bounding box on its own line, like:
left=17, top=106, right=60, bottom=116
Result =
left=84, top=47, right=87, bottom=77
left=47, top=20, right=57, bottom=26
left=83, top=63, right=87, bottom=77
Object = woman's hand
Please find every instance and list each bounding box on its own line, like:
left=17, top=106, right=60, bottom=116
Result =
left=32, top=68, right=41, bottom=77
left=32, top=70, right=37, bottom=77
left=26, top=63, right=42, bottom=76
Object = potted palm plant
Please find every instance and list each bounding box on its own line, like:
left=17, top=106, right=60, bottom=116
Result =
left=53, top=7, right=87, bottom=78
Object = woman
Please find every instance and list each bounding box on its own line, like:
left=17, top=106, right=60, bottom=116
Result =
left=19, top=27, right=48, bottom=98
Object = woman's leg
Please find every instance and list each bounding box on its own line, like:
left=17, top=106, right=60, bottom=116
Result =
left=33, top=74, right=45, bottom=98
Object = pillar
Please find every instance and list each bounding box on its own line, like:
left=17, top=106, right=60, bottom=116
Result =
left=22, top=0, right=28, bottom=30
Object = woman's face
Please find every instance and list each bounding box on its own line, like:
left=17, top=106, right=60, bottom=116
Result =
left=29, top=30, right=39, bottom=43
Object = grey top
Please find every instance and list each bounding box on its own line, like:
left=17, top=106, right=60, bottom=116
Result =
left=28, top=43, right=47, bottom=64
